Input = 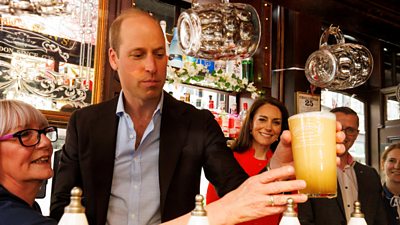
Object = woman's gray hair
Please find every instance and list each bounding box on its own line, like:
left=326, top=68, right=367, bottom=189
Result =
left=0, top=100, right=48, bottom=136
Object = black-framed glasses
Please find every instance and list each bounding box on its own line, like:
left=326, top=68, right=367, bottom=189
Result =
left=342, top=127, right=359, bottom=136
left=0, top=126, right=58, bottom=147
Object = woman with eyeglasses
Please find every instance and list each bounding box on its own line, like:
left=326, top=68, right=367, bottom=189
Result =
left=381, top=143, right=400, bottom=225
left=0, top=99, right=58, bottom=225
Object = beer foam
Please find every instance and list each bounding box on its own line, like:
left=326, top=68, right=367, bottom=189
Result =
left=288, top=111, right=336, bottom=121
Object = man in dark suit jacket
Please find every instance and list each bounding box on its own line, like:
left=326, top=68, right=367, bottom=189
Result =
left=50, top=92, right=249, bottom=225
left=50, top=7, right=323, bottom=225
left=49, top=7, right=349, bottom=225
left=49, top=8, right=253, bottom=225
left=298, top=107, right=387, bottom=225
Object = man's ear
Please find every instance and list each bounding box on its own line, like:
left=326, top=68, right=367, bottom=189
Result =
left=109, top=48, right=118, bottom=70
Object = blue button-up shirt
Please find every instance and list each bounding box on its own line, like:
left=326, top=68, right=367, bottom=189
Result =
left=106, top=91, right=163, bottom=225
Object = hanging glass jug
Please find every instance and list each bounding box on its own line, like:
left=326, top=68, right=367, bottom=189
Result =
left=305, top=26, right=374, bottom=90
left=177, top=0, right=261, bottom=60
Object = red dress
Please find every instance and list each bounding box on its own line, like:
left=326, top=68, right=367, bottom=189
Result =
left=206, top=148, right=281, bottom=225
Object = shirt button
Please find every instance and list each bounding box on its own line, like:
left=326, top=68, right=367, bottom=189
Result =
left=131, top=214, right=135, bottom=219
left=129, top=134, right=134, bottom=139
left=347, top=204, right=350, bottom=207
left=134, top=185, right=138, bottom=189
left=345, top=186, right=348, bottom=189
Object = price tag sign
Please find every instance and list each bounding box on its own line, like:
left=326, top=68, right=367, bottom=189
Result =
left=296, top=92, right=321, bottom=113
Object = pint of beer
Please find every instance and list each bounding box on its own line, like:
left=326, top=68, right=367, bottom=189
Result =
left=288, top=111, right=337, bottom=198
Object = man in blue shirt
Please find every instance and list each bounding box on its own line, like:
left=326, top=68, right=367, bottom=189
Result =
left=50, top=8, right=344, bottom=225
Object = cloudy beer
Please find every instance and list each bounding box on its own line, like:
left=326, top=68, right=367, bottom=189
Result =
left=289, top=111, right=337, bottom=198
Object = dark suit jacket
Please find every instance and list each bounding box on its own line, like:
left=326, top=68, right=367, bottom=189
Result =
left=298, top=162, right=388, bottom=225
left=50, top=92, right=248, bottom=225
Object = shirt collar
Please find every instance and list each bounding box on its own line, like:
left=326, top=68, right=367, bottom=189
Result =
left=339, top=153, right=356, bottom=170
left=383, top=183, right=394, bottom=199
left=346, top=153, right=355, bottom=166
left=116, top=91, right=125, bottom=116
left=116, top=91, right=164, bottom=116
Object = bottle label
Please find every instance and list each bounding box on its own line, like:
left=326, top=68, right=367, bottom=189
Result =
left=197, top=58, right=215, bottom=73
left=242, top=58, right=254, bottom=81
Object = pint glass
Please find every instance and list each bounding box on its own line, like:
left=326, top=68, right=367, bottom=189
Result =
left=288, top=111, right=337, bottom=198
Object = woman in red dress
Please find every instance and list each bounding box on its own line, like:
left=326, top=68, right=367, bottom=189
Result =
left=207, top=97, right=289, bottom=225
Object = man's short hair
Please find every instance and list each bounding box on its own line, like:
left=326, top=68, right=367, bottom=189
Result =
left=330, top=106, right=359, bottom=127
left=108, top=8, right=158, bottom=56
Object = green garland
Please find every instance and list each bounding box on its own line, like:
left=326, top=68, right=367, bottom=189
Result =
left=166, top=61, right=261, bottom=99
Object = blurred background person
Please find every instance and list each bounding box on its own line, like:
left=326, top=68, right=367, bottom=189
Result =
left=206, top=97, right=289, bottom=225
left=0, top=99, right=58, bottom=225
left=381, top=143, right=400, bottom=225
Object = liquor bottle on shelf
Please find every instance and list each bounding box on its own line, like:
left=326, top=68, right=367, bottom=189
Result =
left=168, top=27, right=183, bottom=68
left=195, top=89, right=204, bottom=109
left=242, top=57, right=254, bottom=81
left=218, top=100, right=226, bottom=114
left=229, top=104, right=240, bottom=139
left=239, top=102, right=248, bottom=124
left=195, top=98, right=202, bottom=109
left=233, top=114, right=241, bottom=138
left=229, top=103, right=238, bottom=115
left=219, top=101, right=229, bottom=137
left=160, top=20, right=169, bottom=56
left=163, top=82, right=248, bottom=136
left=184, top=91, right=191, bottom=104
left=208, top=95, right=214, bottom=111
left=226, top=58, right=242, bottom=78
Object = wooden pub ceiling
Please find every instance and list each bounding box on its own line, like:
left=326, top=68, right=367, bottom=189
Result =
left=170, top=0, right=400, bottom=46
left=269, top=0, right=400, bottom=46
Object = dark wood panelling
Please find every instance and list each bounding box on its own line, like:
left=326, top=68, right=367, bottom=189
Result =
left=101, top=0, right=127, bottom=101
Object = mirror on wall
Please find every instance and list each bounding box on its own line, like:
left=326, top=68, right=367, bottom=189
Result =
left=0, top=0, right=107, bottom=121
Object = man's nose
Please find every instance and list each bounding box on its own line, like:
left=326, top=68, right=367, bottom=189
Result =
left=144, top=55, right=157, bottom=73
